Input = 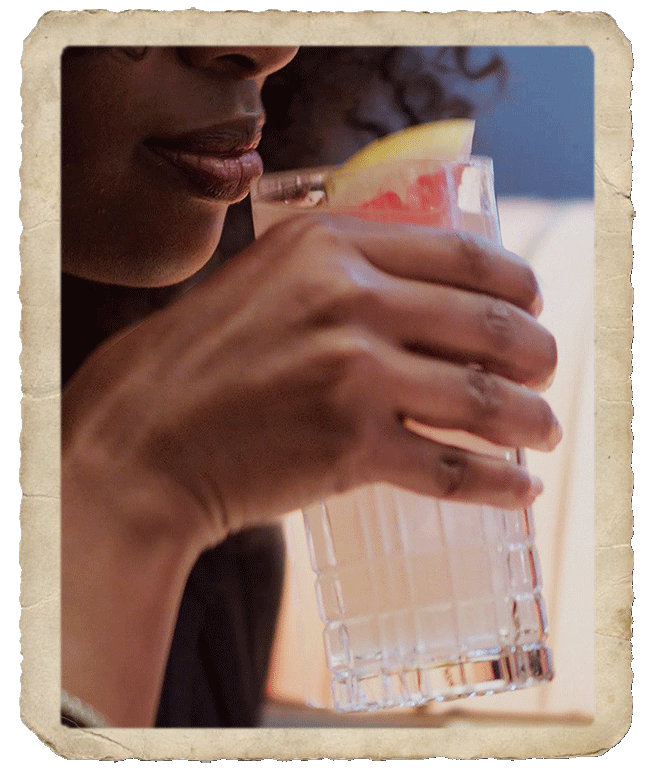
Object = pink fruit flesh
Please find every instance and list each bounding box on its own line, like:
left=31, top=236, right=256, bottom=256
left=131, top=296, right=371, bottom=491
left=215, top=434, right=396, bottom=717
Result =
left=352, top=172, right=455, bottom=226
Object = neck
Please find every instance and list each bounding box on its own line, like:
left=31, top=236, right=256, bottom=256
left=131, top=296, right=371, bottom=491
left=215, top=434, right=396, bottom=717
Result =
left=61, top=274, right=175, bottom=385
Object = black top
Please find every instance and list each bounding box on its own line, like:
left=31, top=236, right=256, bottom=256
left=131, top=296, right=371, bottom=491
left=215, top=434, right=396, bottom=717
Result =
left=156, top=527, right=285, bottom=727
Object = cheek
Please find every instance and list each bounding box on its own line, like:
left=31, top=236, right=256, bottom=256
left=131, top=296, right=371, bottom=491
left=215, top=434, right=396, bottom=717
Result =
left=62, top=89, right=227, bottom=282
left=61, top=51, right=232, bottom=286
left=63, top=164, right=228, bottom=287
left=62, top=60, right=134, bottom=171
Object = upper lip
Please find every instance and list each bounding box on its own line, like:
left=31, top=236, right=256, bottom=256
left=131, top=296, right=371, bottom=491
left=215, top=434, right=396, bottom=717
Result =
left=145, top=116, right=265, bottom=158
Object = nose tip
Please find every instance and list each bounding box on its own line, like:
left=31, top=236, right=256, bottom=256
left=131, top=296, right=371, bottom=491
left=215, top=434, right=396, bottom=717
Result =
left=179, top=46, right=298, bottom=78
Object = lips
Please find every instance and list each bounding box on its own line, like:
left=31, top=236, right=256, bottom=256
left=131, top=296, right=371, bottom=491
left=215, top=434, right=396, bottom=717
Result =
left=144, top=120, right=264, bottom=202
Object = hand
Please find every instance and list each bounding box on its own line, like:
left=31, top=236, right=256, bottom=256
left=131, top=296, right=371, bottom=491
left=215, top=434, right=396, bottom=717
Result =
left=62, top=213, right=559, bottom=551
left=61, top=213, right=559, bottom=725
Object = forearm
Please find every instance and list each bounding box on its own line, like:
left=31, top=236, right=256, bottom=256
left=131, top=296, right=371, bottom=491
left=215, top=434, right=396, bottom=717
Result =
left=61, top=456, right=209, bottom=727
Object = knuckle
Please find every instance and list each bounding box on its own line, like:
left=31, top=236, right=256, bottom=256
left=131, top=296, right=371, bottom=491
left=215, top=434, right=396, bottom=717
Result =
left=332, top=331, right=382, bottom=378
left=285, top=218, right=383, bottom=329
left=434, top=447, right=470, bottom=498
left=465, top=367, right=502, bottom=424
left=297, top=277, right=352, bottom=329
left=288, top=211, right=340, bottom=240
left=285, top=213, right=349, bottom=264
left=261, top=212, right=320, bottom=247
left=453, top=231, right=493, bottom=285
left=318, top=331, right=385, bottom=454
left=481, top=296, right=514, bottom=353
left=324, top=276, right=383, bottom=326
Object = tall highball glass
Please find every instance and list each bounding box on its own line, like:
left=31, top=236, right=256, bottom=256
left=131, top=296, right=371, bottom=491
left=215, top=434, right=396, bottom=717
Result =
left=251, top=157, right=553, bottom=713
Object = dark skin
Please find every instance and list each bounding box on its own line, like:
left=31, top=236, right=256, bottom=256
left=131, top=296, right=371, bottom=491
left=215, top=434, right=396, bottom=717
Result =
left=61, top=47, right=560, bottom=726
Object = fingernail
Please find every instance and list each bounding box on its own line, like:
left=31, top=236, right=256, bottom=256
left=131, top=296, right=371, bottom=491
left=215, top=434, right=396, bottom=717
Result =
left=526, top=475, right=544, bottom=503
left=550, top=418, right=563, bottom=448
left=532, top=292, right=544, bottom=317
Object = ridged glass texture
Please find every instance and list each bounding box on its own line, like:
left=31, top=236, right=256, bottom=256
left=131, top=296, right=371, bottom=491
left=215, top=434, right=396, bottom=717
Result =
left=303, top=483, right=552, bottom=712
left=251, top=158, right=553, bottom=712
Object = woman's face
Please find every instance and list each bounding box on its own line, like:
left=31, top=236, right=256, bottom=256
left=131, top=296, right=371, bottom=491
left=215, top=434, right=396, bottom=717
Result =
left=61, top=46, right=297, bottom=287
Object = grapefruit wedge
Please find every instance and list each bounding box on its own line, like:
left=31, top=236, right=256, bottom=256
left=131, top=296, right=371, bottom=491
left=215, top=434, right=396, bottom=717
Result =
left=325, top=119, right=475, bottom=209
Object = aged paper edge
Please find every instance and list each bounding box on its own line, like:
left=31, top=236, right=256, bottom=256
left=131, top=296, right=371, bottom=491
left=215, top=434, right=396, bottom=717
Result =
left=19, top=9, right=633, bottom=761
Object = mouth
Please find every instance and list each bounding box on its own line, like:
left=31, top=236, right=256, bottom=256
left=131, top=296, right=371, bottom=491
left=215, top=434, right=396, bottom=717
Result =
left=144, top=119, right=265, bottom=202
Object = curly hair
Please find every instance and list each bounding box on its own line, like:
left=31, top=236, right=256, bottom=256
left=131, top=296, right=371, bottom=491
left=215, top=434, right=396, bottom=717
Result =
left=259, top=46, right=507, bottom=171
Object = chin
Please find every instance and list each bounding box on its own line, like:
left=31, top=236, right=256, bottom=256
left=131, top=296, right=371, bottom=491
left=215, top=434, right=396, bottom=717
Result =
left=62, top=208, right=227, bottom=289
left=63, top=240, right=220, bottom=289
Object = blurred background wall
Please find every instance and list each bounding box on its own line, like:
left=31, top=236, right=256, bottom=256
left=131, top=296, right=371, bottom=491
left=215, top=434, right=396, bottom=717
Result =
left=468, top=46, right=594, bottom=199
left=259, top=45, right=594, bottom=201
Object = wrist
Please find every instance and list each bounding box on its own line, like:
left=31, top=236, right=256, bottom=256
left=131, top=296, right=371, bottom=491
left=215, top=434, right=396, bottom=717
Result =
left=62, top=396, right=224, bottom=554
left=61, top=442, right=211, bottom=726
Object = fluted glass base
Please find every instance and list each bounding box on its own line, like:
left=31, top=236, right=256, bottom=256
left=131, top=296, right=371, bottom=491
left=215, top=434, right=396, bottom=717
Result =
left=331, top=644, right=553, bottom=713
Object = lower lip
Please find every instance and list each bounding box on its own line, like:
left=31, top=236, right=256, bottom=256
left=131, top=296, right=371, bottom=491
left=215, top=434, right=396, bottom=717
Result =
left=146, top=145, right=263, bottom=202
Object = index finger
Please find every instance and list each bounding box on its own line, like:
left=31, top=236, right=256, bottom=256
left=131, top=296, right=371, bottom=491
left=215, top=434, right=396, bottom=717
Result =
left=342, top=219, right=543, bottom=317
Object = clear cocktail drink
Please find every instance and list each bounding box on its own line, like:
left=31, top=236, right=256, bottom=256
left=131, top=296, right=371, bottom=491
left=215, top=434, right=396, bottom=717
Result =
left=251, top=158, right=553, bottom=712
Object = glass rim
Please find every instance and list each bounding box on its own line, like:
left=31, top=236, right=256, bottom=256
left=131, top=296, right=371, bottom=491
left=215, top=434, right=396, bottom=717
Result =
left=253, top=155, right=494, bottom=188
left=251, top=154, right=493, bottom=194
left=251, top=154, right=500, bottom=242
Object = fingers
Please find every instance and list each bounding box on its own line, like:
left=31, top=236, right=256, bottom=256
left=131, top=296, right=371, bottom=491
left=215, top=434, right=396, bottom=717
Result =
left=342, top=218, right=544, bottom=316
left=267, top=214, right=541, bottom=315
left=386, top=351, right=562, bottom=453
left=263, top=214, right=555, bottom=389
left=382, top=279, right=557, bottom=388
left=310, top=325, right=559, bottom=504
left=313, top=330, right=559, bottom=509
left=377, top=419, right=543, bottom=510
left=237, top=214, right=560, bottom=511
